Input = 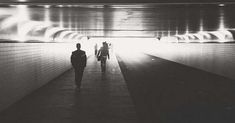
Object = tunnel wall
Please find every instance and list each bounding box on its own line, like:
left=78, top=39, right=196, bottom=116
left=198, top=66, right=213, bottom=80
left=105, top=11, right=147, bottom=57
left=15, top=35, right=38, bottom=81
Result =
left=0, top=43, right=76, bottom=112
left=146, top=43, right=235, bottom=80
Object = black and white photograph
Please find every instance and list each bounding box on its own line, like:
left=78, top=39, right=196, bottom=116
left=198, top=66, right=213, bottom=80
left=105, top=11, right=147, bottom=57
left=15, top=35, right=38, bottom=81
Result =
left=0, top=0, right=234, bottom=123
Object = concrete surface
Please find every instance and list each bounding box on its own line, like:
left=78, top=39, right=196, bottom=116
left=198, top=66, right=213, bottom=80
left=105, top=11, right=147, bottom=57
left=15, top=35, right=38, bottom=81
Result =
left=0, top=53, right=137, bottom=123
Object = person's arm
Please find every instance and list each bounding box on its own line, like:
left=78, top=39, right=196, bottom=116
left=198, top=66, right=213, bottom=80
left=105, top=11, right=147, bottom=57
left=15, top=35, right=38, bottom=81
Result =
left=97, top=49, right=101, bottom=57
left=81, top=52, right=87, bottom=67
left=70, top=54, right=73, bottom=64
left=71, top=53, right=75, bottom=68
left=107, top=50, right=110, bottom=59
left=84, top=54, right=87, bottom=67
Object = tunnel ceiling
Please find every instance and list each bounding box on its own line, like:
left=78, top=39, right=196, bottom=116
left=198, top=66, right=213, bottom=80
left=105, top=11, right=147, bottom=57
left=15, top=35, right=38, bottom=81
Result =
left=2, top=0, right=235, bottom=3
left=1, top=1, right=235, bottom=38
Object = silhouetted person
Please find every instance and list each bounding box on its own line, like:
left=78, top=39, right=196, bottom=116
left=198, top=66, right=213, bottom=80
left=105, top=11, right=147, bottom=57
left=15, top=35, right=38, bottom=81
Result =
left=94, top=43, right=98, bottom=55
left=71, top=43, right=87, bottom=90
left=97, top=42, right=109, bottom=72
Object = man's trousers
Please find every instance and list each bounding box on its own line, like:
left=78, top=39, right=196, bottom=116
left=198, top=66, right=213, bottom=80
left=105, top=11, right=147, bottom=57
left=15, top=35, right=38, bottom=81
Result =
left=74, top=68, right=84, bottom=88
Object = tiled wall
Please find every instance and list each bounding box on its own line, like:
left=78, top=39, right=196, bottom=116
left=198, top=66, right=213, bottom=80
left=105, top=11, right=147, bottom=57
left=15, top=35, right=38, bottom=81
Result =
left=0, top=43, right=76, bottom=111
left=147, top=43, right=235, bottom=80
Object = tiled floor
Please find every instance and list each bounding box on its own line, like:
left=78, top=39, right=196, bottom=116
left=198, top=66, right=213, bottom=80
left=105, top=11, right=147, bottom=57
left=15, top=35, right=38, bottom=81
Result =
left=0, top=54, right=137, bottom=123
left=116, top=52, right=235, bottom=123
left=1, top=51, right=235, bottom=123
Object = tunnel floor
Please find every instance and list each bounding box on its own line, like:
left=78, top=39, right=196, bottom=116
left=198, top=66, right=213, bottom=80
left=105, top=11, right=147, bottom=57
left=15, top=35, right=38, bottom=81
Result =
left=0, top=53, right=137, bottom=123
left=0, top=52, right=235, bottom=123
left=116, top=52, right=235, bottom=123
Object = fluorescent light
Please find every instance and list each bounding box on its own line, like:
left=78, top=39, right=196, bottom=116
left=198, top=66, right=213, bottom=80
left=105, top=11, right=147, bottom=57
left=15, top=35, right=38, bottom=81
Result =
left=18, top=0, right=27, bottom=2
left=219, top=4, right=225, bottom=7
left=44, top=5, right=50, bottom=9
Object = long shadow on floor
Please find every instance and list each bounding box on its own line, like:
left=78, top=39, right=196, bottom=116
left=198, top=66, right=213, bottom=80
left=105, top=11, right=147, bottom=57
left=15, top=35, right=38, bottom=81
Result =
left=116, top=53, right=235, bottom=123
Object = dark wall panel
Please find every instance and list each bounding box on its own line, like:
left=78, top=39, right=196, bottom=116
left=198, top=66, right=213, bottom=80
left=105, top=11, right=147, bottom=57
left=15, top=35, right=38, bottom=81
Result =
left=0, top=43, right=75, bottom=111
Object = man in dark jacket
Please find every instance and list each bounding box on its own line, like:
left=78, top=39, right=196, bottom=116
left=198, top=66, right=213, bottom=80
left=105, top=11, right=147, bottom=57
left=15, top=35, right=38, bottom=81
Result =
left=71, top=43, right=87, bottom=90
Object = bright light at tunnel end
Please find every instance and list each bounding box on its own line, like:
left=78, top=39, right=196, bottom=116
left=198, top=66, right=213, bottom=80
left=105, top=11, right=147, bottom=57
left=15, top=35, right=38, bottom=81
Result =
left=18, top=0, right=27, bottom=2
left=89, top=38, right=157, bottom=58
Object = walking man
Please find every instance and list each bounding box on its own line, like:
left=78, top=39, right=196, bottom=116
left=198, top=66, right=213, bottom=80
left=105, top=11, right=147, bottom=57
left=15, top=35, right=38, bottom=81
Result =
left=71, top=43, right=87, bottom=90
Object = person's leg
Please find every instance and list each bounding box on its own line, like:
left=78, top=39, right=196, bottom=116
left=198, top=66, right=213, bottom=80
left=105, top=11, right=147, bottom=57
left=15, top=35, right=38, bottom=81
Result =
left=75, top=69, right=84, bottom=88
left=103, top=57, right=107, bottom=72
left=75, top=69, right=79, bottom=87
left=101, top=56, right=107, bottom=72
left=101, top=57, right=105, bottom=72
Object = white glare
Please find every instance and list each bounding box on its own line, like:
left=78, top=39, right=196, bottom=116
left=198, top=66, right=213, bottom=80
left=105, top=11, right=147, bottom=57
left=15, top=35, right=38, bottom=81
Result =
left=160, top=36, right=178, bottom=43
left=44, top=7, right=51, bottom=25
left=0, top=16, right=18, bottom=29
left=111, top=38, right=157, bottom=56
left=89, top=38, right=157, bottom=57
left=44, top=5, right=50, bottom=9
left=198, top=31, right=211, bottom=42
left=17, top=5, right=29, bottom=21
left=219, top=4, right=225, bottom=7
left=219, top=30, right=234, bottom=41
left=193, top=34, right=204, bottom=41
left=219, top=7, right=225, bottom=31
left=18, top=21, right=43, bottom=41
left=170, top=30, right=234, bottom=43
left=59, top=9, right=64, bottom=28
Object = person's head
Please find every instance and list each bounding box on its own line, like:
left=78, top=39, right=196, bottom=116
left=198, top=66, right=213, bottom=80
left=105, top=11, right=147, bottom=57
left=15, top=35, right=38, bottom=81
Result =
left=76, top=43, right=81, bottom=50
left=103, top=41, right=108, bottom=46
